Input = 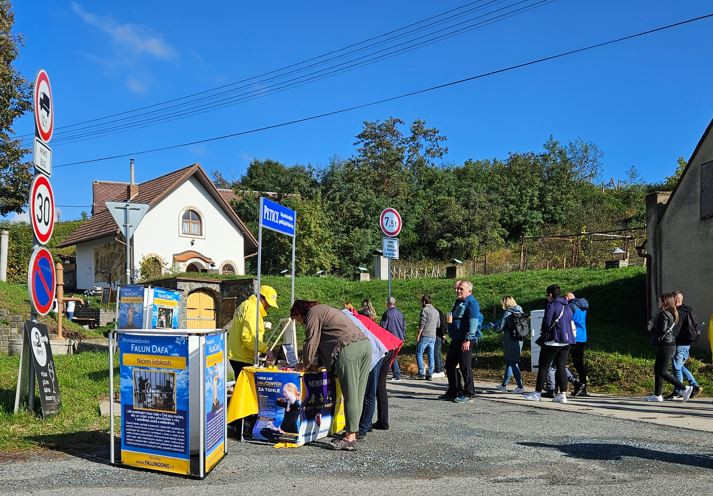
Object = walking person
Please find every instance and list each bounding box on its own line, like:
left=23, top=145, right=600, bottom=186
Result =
left=440, top=280, right=480, bottom=404
left=291, top=300, right=372, bottom=451
left=664, top=291, right=701, bottom=399
left=381, top=297, right=405, bottom=382
left=645, top=293, right=693, bottom=402
left=567, top=292, right=590, bottom=396
left=416, top=295, right=440, bottom=380
left=524, top=284, right=575, bottom=403
left=489, top=296, right=525, bottom=394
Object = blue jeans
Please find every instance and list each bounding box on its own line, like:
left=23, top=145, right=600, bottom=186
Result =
left=359, top=357, right=383, bottom=435
left=672, top=345, right=698, bottom=393
left=503, top=360, right=523, bottom=388
left=391, top=356, right=401, bottom=379
left=416, top=336, right=436, bottom=376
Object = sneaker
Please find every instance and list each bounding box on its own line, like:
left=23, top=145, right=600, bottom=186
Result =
left=356, top=432, right=367, bottom=440
left=681, top=385, right=694, bottom=403
left=512, top=387, right=525, bottom=394
left=425, top=375, right=432, bottom=381
left=578, top=385, right=590, bottom=397
left=644, top=394, right=664, bottom=402
left=664, top=391, right=682, bottom=400
left=523, top=392, right=541, bottom=401
left=390, top=377, right=402, bottom=382
left=495, top=384, right=508, bottom=392
left=371, top=422, right=389, bottom=430
left=454, top=395, right=474, bottom=404
left=553, top=393, right=568, bottom=404
left=415, top=374, right=426, bottom=380
left=438, top=394, right=457, bottom=401
left=431, top=372, right=446, bottom=378
left=329, top=438, right=356, bottom=451
left=573, top=381, right=586, bottom=397
left=691, top=385, right=702, bottom=398
left=541, top=390, right=555, bottom=399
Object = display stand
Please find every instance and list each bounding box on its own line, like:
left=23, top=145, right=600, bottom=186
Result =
left=109, top=327, right=228, bottom=478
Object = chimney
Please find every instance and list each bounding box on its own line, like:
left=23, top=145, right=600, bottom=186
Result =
left=127, top=158, right=138, bottom=199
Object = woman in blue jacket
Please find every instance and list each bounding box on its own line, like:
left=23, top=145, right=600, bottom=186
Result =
left=489, top=296, right=525, bottom=393
left=524, top=284, right=575, bottom=403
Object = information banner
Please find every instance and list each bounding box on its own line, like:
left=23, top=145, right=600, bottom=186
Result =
left=119, top=334, right=190, bottom=475
left=150, top=287, right=180, bottom=329
left=118, top=286, right=148, bottom=329
left=252, top=370, right=302, bottom=443
left=300, top=371, right=333, bottom=443
left=204, top=333, right=226, bottom=472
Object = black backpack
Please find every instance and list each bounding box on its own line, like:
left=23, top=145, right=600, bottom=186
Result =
left=685, top=311, right=702, bottom=342
left=505, top=312, right=530, bottom=341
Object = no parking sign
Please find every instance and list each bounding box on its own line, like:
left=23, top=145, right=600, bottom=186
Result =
left=27, top=247, right=56, bottom=316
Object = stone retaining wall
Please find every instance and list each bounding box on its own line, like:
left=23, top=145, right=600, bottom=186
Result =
left=0, top=308, right=24, bottom=354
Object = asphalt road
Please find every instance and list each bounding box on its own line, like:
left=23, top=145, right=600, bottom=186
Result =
left=2, top=379, right=713, bottom=496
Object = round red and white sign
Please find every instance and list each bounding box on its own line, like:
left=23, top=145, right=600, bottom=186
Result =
left=34, top=69, right=54, bottom=143
left=379, top=208, right=402, bottom=237
left=30, top=174, right=55, bottom=245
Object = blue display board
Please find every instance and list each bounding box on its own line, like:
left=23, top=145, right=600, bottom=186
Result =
left=150, top=287, right=180, bottom=329
left=300, top=371, right=333, bottom=443
left=252, top=370, right=302, bottom=442
left=204, top=333, right=226, bottom=472
left=119, top=334, right=190, bottom=475
left=118, top=286, right=147, bottom=329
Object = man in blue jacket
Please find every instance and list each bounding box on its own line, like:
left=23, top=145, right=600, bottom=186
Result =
left=440, top=280, right=480, bottom=403
left=567, top=292, right=589, bottom=396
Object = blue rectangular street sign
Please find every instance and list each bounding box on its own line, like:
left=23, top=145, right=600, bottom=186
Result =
left=260, top=197, right=296, bottom=237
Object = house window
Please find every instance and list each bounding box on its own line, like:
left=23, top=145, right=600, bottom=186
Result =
left=701, top=161, right=713, bottom=220
left=221, top=263, right=235, bottom=275
left=182, top=209, right=202, bottom=236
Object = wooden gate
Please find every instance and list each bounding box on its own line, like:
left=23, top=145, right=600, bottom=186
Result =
left=186, top=290, right=216, bottom=329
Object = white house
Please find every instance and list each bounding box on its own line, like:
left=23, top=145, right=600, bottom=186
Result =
left=58, top=163, right=257, bottom=290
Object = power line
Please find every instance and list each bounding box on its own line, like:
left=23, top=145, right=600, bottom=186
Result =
left=48, top=0, right=549, bottom=145
left=53, top=12, right=713, bottom=170
left=17, top=0, right=497, bottom=141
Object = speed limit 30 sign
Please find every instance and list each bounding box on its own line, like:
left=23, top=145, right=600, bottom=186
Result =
left=30, top=174, right=55, bottom=245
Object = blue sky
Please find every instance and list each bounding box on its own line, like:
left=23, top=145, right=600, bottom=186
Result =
left=8, top=1, right=713, bottom=221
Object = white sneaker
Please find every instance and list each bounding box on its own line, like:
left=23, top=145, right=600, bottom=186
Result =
left=644, top=394, right=663, bottom=402
left=553, top=393, right=568, bottom=404
left=512, top=387, right=525, bottom=394
left=522, top=392, right=541, bottom=401
left=681, top=385, right=694, bottom=403
left=495, top=384, right=508, bottom=392
left=431, top=372, right=445, bottom=378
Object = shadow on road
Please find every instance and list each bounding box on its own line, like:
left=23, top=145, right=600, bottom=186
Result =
left=24, top=431, right=115, bottom=465
left=520, top=441, right=713, bottom=469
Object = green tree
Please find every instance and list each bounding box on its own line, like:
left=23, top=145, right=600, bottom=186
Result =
left=0, top=0, right=32, bottom=216
left=662, top=156, right=687, bottom=190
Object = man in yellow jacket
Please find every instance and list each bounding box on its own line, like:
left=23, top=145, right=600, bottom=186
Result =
left=228, top=285, right=279, bottom=380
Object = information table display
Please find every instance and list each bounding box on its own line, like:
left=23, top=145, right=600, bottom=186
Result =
left=227, top=367, right=342, bottom=445
left=109, top=328, right=227, bottom=478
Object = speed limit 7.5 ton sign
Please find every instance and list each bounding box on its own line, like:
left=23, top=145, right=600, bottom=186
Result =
left=379, top=208, right=402, bottom=237
left=30, top=174, right=55, bottom=245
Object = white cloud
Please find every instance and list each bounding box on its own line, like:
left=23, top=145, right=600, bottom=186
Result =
left=126, top=77, right=147, bottom=94
left=71, top=2, right=177, bottom=60
left=7, top=210, right=29, bottom=223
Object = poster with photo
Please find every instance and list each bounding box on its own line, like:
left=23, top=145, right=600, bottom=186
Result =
left=150, top=287, right=180, bottom=329
left=300, top=371, right=333, bottom=443
left=252, top=370, right=302, bottom=443
left=119, top=334, right=190, bottom=475
left=118, top=286, right=147, bottom=329
left=204, top=333, right=226, bottom=472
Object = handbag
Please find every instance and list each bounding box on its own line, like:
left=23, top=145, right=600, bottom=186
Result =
left=535, top=305, right=565, bottom=346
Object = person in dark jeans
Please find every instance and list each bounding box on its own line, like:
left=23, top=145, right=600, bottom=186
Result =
left=374, top=350, right=395, bottom=429
left=358, top=356, right=384, bottom=437
left=567, top=292, right=590, bottom=396
left=440, top=280, right=480, bottom=404
left=380, top=297, right=405, bottom=381
left=645, top=293, right=693, bottom=402
left=432, top=307, right=447, bottom=378
left=524, top=284, right=575, bottom=403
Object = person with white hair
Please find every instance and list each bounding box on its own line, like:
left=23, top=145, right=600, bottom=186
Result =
left=380, top=296, right=405, bottom=383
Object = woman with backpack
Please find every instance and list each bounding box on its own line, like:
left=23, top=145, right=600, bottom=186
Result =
left=488, top=296, right=525, bottom=393
left=645, top=293, right=694, bottom=402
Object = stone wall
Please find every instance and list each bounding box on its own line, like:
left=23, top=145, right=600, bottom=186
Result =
left=0, top=308, right=23, bottom=353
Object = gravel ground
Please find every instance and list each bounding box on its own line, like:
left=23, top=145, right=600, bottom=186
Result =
left=2, top=379, right=713, bottom=496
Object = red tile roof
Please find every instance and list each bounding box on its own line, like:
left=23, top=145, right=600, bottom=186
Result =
left=92, top=181, right=128, bottom=215
left=58, top=163, right=258, bottom=253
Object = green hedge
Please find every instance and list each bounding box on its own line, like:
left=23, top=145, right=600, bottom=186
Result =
left=0, top=220, right=84, bottom=283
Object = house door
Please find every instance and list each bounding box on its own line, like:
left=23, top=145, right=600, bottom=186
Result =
left=186, top=290, right=216, bottom=329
